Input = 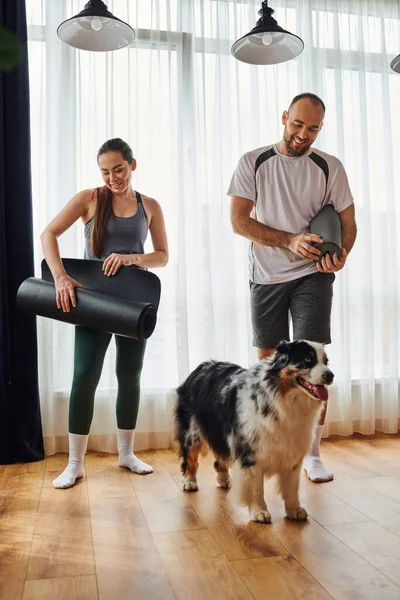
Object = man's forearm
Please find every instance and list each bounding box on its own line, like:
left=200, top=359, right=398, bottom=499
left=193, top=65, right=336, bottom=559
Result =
left=232, top=215, right=292, bottom=249
left=342, top=222, right=357, bottom=254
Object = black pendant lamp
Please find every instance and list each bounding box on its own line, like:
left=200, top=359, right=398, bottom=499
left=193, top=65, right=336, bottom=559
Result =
left=57, top=0, right=135, bottom=52
left=231, top=0, right=304, bottom=65
left=391, top=54, right=400, bottom=73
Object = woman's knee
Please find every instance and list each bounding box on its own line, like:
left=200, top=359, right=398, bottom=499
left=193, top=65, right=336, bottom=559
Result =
left=116, top=367, right=142, bottom=387
left=72, top=362, right=103, bottom=390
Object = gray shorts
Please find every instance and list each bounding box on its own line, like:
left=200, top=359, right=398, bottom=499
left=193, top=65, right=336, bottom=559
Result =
left=250, top=272, right=335, bottom=348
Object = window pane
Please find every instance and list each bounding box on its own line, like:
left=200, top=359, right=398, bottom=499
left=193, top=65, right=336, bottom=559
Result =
left=362, top=15, right=382, bottom=53
left=385, top=18, right=400, bottom=55
left=312, top=11, right=335, bottom=49
left=26, top=0, right=46, bottom=26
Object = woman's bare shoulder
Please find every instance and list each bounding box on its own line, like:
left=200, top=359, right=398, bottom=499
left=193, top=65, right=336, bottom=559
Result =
left=140, top=194, right=162, bottom=212
left=79, top=188, right=98, bottom=221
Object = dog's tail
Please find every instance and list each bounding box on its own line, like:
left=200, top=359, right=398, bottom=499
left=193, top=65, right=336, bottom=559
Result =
left=173, top=361, right=214, bottom=446
left=170, top=385, right=195, bottom=462
left=168, top=391, right=180, bottom=452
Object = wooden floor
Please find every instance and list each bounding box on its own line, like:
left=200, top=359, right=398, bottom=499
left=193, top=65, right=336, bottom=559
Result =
left=2, top=434, right=400, bottom=600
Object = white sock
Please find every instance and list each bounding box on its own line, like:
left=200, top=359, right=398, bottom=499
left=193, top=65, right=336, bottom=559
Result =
left=52, top=433, right=88, bottom=489
left=303, top=424, right=334, bottom=483
left=117, top=428, right=153, bottom=474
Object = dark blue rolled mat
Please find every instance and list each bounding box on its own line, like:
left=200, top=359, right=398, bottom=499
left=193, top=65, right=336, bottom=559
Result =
left=16, top=259, right=161, bottom=340
left=41, top=258, right=161, bottom=309
left=309, top=205, right=342, bottom=263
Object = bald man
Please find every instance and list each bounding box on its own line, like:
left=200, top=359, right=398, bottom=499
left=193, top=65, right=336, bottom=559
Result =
left=228, top=93, right=357, bottom=482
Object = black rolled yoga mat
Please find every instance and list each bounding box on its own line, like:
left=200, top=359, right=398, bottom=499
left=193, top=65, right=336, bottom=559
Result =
left=16, top=259, right=161, bottom=340
left=42, top=258, right=161, bottom=310
left=309, top=205, right=342, bottom=263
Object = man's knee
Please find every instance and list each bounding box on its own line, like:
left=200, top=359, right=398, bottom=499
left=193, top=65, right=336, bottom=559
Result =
left=257, top=347, right=275, bottom=360
left=318, top=401, right=328, bottom=425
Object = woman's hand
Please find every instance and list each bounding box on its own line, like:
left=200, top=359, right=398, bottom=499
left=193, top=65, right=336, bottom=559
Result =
left=54, top=274, right=84, bottom=312
left=102, top=253, right=138, bottom=276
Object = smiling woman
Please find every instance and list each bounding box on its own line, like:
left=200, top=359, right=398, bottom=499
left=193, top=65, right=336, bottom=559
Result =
left=79, top=138, right=169, bottom=275
left=40, top=137, right=168, bottom=488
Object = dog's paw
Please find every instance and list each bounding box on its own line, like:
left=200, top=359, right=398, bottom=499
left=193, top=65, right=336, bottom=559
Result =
left=217, top=472, right=231, bottom=489
left=286, top=506, right=308, bottom=521
left=182, top=478, right=198, bottom=492
left=250, top=509, right=272, bottom=524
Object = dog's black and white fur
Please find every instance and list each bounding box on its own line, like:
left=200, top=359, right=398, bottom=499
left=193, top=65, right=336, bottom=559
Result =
left=174, top=340, right=334, bottom=523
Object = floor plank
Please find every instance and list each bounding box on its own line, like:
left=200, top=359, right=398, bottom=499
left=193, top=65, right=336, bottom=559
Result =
left=26, top=471, right=95, bottom=580
left=153, top=529, right=253, bottom=600
left=266, top=514, right=400, bottom=600
left=365, top=476, right=400, bottom=503
left=85, top=455, right=134, bottom=501
left=298, top=476, right=369, bottom=527
left=320, top=444, right=386, bottom=479
left=322, top=471, right=400, bottom=537
left=356, top=434, right=400, bottom=458
left=23, top=575, right=98, bottom=600
left=231, top=555, right=332, bottom=600
left=327, top=520, right=400, bottom=586
left=128, top=451, right=204, bottom=534
left=0, top=463, right=45, bottom=600
left=0, top=541, right=33, bottom=600
left=87, top=463, right=176, bottom=600
left=326, top=438, right=400, bottom=477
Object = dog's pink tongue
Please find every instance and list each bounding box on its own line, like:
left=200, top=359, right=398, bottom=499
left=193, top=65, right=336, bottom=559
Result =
left=312, top=385, right=328, bottom=401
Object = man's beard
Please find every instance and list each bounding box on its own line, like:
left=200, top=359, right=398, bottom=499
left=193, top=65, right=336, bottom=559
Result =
left=284, top=133, right=311, bottom=157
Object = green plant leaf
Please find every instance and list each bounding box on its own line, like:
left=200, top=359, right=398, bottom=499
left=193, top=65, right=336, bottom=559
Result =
left=0, top=24, right=23, bottom=72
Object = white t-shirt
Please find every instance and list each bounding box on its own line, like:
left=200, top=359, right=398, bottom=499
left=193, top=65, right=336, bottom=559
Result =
left=227, top=144, right=354, bottom=284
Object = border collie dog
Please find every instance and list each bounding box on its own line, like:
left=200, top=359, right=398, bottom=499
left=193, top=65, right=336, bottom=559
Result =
left=174, top=340, right=334, bottom=523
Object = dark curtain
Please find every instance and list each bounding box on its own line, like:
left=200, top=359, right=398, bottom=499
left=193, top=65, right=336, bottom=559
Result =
left=0, top=0, right=44, bottom=463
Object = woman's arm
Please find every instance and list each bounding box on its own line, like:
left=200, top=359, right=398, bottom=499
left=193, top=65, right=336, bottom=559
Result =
left=103, top=197, right=169, bottom=276
left=40, top=189, right=94, bottom=311
left=138, top=196, right=169, bottom=267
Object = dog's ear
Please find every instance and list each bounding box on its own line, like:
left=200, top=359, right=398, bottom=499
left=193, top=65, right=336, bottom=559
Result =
left=270, top=340, right=291, bottom=370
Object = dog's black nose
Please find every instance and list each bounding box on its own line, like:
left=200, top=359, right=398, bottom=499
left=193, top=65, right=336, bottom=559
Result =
left=322, top=371, right=334, bottom=384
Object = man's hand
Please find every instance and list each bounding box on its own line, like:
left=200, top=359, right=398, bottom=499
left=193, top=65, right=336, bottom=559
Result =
left=287, top=233, right=323, bottom=260
left=102, top=253, right=138, bottom=276
left=317, top=248, right=347, bottom=273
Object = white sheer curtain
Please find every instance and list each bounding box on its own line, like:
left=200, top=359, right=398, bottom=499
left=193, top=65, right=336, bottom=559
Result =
left=26, top=0, right=400, bottom=454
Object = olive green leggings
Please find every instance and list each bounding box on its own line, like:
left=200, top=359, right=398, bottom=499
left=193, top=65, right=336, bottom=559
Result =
left=69, top=326, right=146, bottom=435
